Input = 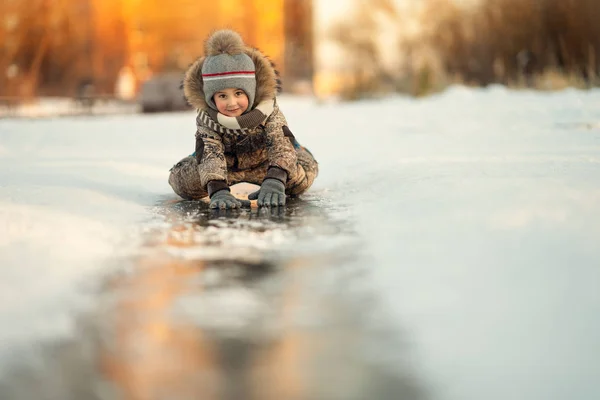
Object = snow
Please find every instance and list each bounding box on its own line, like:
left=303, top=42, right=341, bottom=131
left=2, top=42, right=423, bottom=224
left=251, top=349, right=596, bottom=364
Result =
left=0, top=97, right=139, bottom=118
left=1, top=88, right=600, bottom=399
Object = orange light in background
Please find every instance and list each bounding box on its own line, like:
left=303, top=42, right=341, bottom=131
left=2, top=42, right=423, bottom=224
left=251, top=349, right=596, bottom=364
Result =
left=249, top=0, right=286, bottom=71
left=118, top=0, right=287, bottom=85
left=0, top=0, right=312, bottom=98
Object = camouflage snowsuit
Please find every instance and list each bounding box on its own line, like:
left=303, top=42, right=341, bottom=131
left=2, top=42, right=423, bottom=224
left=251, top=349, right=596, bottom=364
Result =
left=168, top=104, right=318, bottom=200
left=168, top=30, right=318, bottom=201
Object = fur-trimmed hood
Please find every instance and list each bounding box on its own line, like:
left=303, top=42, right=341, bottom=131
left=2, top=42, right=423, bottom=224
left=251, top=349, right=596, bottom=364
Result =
left=183, top=30, right=281, bottom=112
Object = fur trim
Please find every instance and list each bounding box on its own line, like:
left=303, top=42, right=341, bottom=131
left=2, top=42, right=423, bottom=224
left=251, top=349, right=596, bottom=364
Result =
left=183, top=30, right=280, bottom=111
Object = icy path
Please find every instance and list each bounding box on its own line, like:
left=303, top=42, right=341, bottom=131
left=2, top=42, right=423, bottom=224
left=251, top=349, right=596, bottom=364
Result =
left=1, top=87, right=599, bottom=399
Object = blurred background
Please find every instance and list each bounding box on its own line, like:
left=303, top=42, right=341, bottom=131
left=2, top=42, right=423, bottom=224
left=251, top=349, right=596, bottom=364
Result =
left=1, top=0, right=599, bottom=114
left=0, top=0, right=313, bottom=116
left=2, top=2, right=600, bottom=399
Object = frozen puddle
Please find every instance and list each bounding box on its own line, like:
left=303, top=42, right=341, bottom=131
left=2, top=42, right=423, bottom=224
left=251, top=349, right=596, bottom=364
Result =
left=0, top=194, right=422, bottom=400
left=139, top=194, right=359, bottom=340
left=151, top=193, right=353, bottom=261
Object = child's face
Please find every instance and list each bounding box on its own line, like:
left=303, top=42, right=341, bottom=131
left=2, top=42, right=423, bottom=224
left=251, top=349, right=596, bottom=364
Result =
left=213, top=88, right=249, bottom=117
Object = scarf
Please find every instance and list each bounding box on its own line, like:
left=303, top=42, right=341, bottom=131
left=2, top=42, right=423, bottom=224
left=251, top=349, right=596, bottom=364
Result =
left=197, top=99, right=275, bottom=134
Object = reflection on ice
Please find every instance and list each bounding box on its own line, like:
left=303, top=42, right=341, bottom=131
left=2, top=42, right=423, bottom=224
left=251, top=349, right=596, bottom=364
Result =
left=0, top=195, right=426, bottom=400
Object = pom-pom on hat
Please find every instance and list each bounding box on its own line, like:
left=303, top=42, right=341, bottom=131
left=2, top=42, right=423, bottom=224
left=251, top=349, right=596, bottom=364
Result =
left=201, top=30, right=256, bottom=110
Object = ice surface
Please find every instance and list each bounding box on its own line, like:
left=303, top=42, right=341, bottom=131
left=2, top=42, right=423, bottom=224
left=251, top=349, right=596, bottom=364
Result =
left=1, top=88, right=599, bottom=399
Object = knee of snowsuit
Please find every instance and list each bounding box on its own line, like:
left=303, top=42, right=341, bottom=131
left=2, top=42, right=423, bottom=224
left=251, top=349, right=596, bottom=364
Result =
left=168, top=147, right=318, bottom=200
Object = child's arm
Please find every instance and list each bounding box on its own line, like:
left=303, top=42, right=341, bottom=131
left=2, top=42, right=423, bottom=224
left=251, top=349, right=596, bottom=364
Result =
left=263, top=106, right=298, bottom=182
left=248, top=107, right=300, bottom=207
left=196, top=125, right=249, bottom=208
left=195, top=126, right=228, bottom=192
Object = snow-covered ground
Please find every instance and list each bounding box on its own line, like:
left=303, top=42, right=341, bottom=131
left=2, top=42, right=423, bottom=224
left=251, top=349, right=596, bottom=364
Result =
left=0, top=97, right=139, bottom=118
left=1, top=87, right=599, bottom=399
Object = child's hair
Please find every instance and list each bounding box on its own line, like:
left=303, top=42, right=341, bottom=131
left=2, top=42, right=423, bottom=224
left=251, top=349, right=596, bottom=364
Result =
left=201, top=30, right=256, bottom=110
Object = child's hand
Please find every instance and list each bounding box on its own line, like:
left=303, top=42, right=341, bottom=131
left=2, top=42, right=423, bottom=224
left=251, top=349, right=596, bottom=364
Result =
left=210, top=190, right=251, bottom=209
left=248, top=178, right=286, bottom=207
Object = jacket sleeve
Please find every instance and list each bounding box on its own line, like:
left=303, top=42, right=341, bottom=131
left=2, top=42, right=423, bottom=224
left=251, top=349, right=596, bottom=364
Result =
left=264, top=106, right=298, bottom=181
left=195, top=124, right=228, bottom=187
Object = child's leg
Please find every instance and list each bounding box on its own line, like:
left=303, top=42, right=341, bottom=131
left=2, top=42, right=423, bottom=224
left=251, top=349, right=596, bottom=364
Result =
left=286, top=147, right=319, bottom=196
left=168, top=156, right=208, bottom=200
left=230, top=150, right=318, bottom=197
left=168, top=156, right=253, bottom=200
left=235, top=149, right=318, bottom=195
left=168, top=148, right=318, bottom=200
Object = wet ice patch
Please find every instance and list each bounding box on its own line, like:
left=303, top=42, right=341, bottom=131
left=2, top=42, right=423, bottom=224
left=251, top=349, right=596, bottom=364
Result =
left=152, top=195, right=357, bottom=265
left=156, top=215, right=297, bottom=264
left=173, top=284, right=280, bottom=342
left=146, top=196, right=359, bottom=343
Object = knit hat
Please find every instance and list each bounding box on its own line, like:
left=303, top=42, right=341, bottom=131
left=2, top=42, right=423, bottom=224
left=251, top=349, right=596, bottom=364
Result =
left=201, top=30, right=256, bottom=110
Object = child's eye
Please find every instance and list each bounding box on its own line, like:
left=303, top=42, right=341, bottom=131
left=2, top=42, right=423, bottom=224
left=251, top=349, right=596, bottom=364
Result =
left=218, top=94, right=227, bottom=99
left=235, top=91, right=244, bottom=97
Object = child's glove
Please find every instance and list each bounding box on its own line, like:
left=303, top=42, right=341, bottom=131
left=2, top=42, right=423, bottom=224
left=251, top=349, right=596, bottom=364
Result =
left=210, top=189, right=251, bottom=209
left=248, top=178, right=286, bottom=207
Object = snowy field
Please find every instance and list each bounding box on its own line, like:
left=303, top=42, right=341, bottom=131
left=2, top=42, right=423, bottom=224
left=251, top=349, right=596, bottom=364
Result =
left=0, top=87, right=599, bottom=399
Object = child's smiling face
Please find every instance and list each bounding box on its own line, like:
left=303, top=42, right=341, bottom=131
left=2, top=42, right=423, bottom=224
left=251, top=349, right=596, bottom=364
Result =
left=213, top=88, right=249, bottom=117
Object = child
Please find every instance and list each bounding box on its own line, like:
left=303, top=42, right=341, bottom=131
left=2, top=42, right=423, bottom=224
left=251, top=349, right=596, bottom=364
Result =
left=168, top=29, right=318, bottom=209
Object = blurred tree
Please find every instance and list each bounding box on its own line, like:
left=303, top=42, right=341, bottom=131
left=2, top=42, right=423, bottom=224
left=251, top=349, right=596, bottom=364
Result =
left=329, top=0, right=399, bottom=99
left=329, top=0, right=600, bottom=96
left=283, top=0, right=314, bottom=91
left=420, top=0, right=600, bottom=86
left=1, top=0, right=310, bottom=99
left=0, top=0, right=49, bottom=97
left=91, top=0, right=128, bottom=95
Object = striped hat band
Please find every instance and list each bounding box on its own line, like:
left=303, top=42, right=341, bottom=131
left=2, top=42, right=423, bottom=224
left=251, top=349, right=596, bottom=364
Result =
left=202, top=71, right=256, bottom=80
